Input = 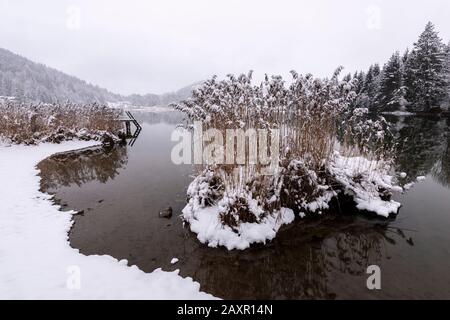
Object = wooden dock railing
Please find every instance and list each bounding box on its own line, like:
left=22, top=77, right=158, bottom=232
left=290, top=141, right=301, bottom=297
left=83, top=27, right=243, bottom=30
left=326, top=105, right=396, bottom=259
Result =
left=117, top=111, right=142, bottom=146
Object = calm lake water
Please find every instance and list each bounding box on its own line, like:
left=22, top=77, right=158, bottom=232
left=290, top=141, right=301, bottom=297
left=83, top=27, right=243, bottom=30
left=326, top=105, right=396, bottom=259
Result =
left=38, top=112, right=450, bottom=299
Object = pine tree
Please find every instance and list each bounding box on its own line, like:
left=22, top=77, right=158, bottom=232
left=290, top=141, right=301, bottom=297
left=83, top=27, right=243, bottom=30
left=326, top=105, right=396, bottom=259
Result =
left=404, top=22, right=448, bottom=112
left=402, top=48, right=409, bottom=65
left=379, top=52, right=404, bottom=111
left=362, top=65, right=374, bottom=96
left=343, top=73, right=352, bottom=82
left=355, top=71, right=366, bottom=94
left=360, top=64, right=382, bottom=112
left=372, top=63, right=381, bottom=78
left=403, top=51, right=415, bottom=106
left=370, top=63, right=382, bottom=107
left=445, top=42, right=450, bottom=105
left=352, top=71, right=366, bottom=110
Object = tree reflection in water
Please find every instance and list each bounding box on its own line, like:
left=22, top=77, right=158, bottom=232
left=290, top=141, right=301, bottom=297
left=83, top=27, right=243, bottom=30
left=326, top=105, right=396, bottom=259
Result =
left=386, top=115, right=450, bottom=187
left=38, top=145, right=128, bottom=193
left=431, top=124, right=450, bottom=188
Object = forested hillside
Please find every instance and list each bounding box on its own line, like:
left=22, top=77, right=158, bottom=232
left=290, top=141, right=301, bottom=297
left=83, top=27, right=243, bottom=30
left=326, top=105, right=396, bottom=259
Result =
left=0, top=48, right=196, bottom=106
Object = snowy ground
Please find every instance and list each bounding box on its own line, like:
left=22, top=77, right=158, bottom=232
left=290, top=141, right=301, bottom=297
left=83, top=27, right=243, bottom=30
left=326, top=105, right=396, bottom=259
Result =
left=381, top=111, right=415, bottom=116
left=0, top=141, right=215, bottom=299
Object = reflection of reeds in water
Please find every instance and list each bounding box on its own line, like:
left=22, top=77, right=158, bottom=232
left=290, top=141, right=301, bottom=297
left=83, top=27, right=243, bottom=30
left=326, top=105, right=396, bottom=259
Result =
left=38, top=145, right=128, bottom=192
left=182, top=214, right=413, bottom=299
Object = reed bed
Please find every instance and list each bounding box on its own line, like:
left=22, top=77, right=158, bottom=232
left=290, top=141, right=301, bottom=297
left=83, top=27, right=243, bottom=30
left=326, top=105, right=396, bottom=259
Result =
left=174, top=69, right=396, bottom=233
left=0, top=101, right=122, bottom=144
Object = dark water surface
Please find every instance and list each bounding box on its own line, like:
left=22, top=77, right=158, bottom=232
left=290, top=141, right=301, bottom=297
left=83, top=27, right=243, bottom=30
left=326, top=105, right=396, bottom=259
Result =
left=38, top=112, right=450, bottom=299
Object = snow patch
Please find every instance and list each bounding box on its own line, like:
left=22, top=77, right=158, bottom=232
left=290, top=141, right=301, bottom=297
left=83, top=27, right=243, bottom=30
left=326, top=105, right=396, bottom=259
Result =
left=404, top=182, right=414, bottom=190
left=328, top=152, right=402, bottom=218
left=0, top=141, right=215, bottom=299
left=382, top=111, right=415, bottom=116
left=183, top=198, right=295, bottom=250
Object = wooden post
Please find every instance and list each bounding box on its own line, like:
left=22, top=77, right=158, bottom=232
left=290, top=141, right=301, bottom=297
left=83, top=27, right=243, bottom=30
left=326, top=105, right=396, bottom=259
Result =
left=125, top=121, right=131, bottom=137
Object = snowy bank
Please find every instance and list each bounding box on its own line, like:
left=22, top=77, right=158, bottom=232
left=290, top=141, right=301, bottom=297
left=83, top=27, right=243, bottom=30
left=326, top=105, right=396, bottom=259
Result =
left=382, top=111, right=415, bottom=116
left=0, top=141, right=215, bottom=299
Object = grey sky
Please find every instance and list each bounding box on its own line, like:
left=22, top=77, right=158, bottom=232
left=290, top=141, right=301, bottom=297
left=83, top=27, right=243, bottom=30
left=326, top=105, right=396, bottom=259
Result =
left=1, top=0, right=449, bottom=95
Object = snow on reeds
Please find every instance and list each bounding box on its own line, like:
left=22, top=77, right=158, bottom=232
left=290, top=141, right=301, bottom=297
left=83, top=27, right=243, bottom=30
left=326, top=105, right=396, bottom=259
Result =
left=0, top=101, right=122, bottom=145
left=173, top=69, right=402, bottom=249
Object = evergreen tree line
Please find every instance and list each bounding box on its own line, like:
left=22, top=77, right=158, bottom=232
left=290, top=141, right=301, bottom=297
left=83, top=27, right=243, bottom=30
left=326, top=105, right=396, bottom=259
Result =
left=347, top=22, right=450, bottom=113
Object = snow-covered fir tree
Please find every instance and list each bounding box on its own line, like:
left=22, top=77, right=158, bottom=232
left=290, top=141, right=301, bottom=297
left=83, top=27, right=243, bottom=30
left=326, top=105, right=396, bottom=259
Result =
left=402, top=48, right=410, bottom=65
left=379, top=51, right=405, bottom=111
left=343, top=73, right=352, bottom=83
left=356, top=64, right=381, bottom=112
left=354, top=71, right=366, bottom=94
left=404, top=22, right=448, bottom=112
left=445, top=42, right=450, bottom=106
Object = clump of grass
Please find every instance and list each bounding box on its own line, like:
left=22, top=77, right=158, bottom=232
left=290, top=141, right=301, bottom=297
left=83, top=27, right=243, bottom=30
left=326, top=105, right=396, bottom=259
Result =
left=219, top=196, right=258, bottom=230
left=0, top=101, right=122, bottom=145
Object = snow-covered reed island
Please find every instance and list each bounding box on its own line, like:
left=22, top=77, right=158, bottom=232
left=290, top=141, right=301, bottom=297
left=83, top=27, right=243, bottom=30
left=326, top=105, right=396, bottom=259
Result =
left=172, top=69, right=406, bottom=250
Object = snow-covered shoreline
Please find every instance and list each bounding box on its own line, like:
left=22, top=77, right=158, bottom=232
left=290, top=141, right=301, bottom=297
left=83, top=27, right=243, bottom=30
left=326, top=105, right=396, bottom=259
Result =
left=381, top=111, right=415, bottom=116
left=0, top=141, right=215, bottom=299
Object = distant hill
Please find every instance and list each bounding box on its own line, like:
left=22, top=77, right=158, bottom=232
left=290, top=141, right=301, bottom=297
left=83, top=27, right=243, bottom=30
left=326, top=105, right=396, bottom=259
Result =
left=125, top=82, right=202, bottom=107
left=0, top=47, right=198, bottom=106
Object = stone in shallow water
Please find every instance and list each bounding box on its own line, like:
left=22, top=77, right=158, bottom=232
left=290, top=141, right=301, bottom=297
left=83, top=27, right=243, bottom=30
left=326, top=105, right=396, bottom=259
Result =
left=159, top=207, right=173, bottom=219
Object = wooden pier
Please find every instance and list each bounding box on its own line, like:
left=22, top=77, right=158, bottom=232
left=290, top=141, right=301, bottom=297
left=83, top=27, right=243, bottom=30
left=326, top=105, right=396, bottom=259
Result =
left=118, top=111, right=142, bottom=146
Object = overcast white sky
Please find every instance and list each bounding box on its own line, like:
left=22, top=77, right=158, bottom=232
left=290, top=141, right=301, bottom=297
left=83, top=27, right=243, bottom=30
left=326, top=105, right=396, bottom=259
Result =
left=1, top=0, right=449, bottom=95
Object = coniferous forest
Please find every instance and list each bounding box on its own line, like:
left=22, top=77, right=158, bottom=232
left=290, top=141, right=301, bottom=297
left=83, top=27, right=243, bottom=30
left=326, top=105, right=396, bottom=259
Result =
left=352, top=22, right=450, bottom=114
